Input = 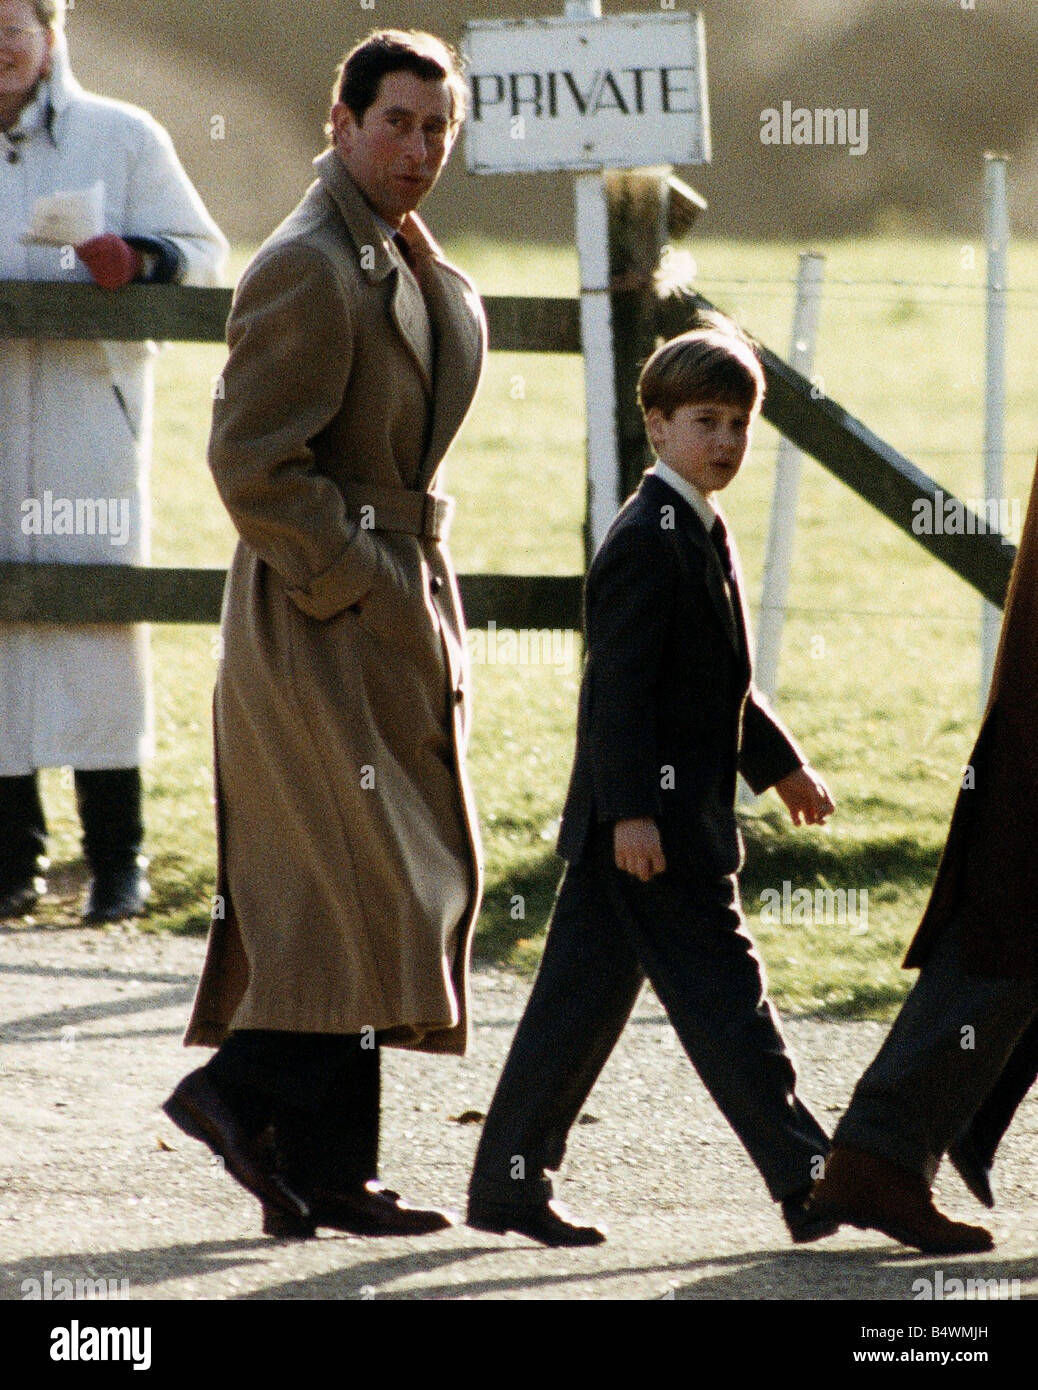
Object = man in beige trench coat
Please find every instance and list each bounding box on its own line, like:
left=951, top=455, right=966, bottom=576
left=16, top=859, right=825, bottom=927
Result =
left=163, top=29, right=487, bottom=1238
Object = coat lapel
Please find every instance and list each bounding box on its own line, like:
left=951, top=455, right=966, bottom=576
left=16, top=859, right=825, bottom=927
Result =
left=387, top=261, right=434, bottom=398
left=642, top=476, right=745, bottom=661
left=314, top=151, right=434, bottom=397
left=407, top=228, right=486, bottom=491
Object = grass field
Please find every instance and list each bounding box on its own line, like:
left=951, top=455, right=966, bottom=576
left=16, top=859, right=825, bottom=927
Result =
left=24, top=236, right=1038, bottom=1020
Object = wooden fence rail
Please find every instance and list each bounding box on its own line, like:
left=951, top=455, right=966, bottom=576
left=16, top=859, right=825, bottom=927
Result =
left=657, top=291, right=1017, bottom=609
left=0, top=563, right=585, bottom=631
left=0, top=280, right=1016, bottom=628
left=0, top=281, right=581, bottom=353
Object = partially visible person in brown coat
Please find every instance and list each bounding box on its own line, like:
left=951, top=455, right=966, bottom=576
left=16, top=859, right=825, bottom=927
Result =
left=162, top=30, right=487, bottom=1239
left=805, top=455, right=1038, bottom=1255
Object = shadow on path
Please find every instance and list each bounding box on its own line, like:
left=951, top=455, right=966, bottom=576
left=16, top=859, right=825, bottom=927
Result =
left=6, top=1237, right=1034, bottom=1302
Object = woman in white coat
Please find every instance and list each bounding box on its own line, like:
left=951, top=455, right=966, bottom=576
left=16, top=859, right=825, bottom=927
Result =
left=0, top=0, right=227, bottom=919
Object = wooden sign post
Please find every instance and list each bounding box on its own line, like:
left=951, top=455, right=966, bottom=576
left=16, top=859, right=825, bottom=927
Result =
left=464, top=4, right=710, bottom=563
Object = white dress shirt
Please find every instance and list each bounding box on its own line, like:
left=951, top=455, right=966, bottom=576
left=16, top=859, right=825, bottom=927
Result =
left=647, top=458, right=719, bottom=534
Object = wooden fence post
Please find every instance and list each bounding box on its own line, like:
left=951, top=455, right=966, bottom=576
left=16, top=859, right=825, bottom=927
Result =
left=607, top=169, right=670, bottom=507
left=605, top=172, right=707, bottom=513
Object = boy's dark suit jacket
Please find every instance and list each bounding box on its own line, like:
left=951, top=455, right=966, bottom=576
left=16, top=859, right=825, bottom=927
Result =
left=557, top=472, right=805, bottom=879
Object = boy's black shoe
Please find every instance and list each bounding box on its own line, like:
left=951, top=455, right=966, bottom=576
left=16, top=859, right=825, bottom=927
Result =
left=467, top=1196, right=607, bottom=1247
left=781, top=1185, right=840, bottom=1244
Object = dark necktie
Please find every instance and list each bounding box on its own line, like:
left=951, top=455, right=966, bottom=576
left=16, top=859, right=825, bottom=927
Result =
left=392, top=231, right=413, bottom=268
left=710, top=513, right=737, bottom=589
left=710, top=513, right=748, bottom=658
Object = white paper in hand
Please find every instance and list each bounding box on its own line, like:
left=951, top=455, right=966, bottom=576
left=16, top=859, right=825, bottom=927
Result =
left=20, top=181, right=105, bottom=247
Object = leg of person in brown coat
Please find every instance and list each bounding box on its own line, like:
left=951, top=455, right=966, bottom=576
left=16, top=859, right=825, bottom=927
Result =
left=807, top=920, right=1038, bottom=1253
left=169, top=1029, right=454, bottom=1238
left=948, top=1013, right=1038, bottom=1207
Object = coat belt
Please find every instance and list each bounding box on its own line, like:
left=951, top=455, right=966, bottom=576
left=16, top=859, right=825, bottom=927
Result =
left=338, top=483, right=454, bottom=541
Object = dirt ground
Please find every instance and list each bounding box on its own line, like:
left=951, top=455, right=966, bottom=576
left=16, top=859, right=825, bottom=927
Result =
left=1, top=920, right=1035, bottom=1304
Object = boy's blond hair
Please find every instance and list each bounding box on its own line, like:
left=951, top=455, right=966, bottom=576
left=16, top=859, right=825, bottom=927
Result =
left=638, top=312, right=765, bottom=420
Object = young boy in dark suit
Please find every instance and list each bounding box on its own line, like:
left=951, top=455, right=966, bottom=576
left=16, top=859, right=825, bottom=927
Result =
left=468, top=316, right=837, bottom=1247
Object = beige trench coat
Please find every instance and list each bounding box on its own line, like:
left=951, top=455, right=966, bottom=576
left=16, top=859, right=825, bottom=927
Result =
left=184, top=150, right=486, bottom=1054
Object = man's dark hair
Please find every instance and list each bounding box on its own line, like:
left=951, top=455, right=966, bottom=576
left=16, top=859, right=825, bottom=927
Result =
left=327, top=29, right=467, bottom=137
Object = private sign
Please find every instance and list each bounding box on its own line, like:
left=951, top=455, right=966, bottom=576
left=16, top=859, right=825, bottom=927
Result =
left=463, top=11, right=710, bottom=174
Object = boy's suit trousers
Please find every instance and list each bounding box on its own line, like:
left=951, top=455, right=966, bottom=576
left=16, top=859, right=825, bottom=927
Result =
left=470, top=827, right=830, bottom=1207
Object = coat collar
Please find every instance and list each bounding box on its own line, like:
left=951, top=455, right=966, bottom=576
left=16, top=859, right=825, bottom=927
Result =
left=314, top=150, right=434, bottom=394
left=314, top=147, right=486, bottom=489
left=6, top=32, right=74, bottom=145
left=43, top=32, right=81, bottom=117
left=6, top=83, right=50, bottom=140
left=314, top=147, right=445, bottom=285
left=640, top=471, right=715, bottom=554
left=648, top=458, right=717, bottom=534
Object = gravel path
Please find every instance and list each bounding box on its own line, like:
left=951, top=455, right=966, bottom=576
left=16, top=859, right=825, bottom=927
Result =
left=1, top=922, right=1035, bottom=1302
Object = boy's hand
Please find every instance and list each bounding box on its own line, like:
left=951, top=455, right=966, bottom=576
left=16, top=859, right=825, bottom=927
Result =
left=774, top=766, right=835, bottom=826
left=614, top=817, right=667, bottom=881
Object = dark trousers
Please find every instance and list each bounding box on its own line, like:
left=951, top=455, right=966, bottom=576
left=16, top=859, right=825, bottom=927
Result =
left=470, top=832, right=830, bottom=1208
left=961, top=1014, right=1038, bottom=1166
left=203, top=1029, right=381, bottom=1189
left=834, top=920, right=1038, bottom=1183
left=0, top=769, right=143, bottom=883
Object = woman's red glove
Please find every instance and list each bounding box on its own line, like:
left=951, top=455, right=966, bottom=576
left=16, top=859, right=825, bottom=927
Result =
left=75, top=234, right=143, bottom=290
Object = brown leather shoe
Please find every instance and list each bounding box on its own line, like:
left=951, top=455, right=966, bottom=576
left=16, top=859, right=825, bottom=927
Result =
left=162, top=1068, right=310, bottom=1225
left=806, top=1146, right=994, bottom=1254
left=263, top=1180, right=455, bottom=1238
